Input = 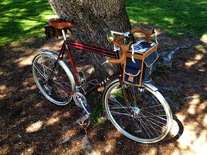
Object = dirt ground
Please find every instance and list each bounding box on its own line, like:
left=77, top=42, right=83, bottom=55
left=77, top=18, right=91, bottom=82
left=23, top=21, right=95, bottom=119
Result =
left=0, top=32, right=207, bottom=155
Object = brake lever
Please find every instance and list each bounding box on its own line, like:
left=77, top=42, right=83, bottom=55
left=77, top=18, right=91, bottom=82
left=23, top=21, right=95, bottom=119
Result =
left=124, top=32, right=130, bottom=37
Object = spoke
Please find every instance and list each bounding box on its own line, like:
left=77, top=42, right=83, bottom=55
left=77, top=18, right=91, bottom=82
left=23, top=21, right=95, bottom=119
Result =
left=138, top=117, right=159, bottom=138
left=53, top=87, right=70, bottom=101
left=141, top=104, right=164, bottom=110
left=49, top=81, right=71, bottom=99
left=144, top=116, right=167, bottom=130
left=142, top=116, right=164, bottom=137
left=110, top=110, right=131, bottom=116
left=129, top=117, right=143, bottom=133
left=136, top=115, right=152, bottom=138
left=110, top=106, right=128, bottom=110
left=141, top=113, right=166, bottom=128
left=128, top=87, right=139, bottom=107
left=109, top=103, right=132, bottom=116
left=33, top=63, right=48, bottom=80
left=137, top=115, right=167, bottom=126
left=134, top=112, right=166, bottom=138
left=109, top=95, right=133, bottom=114
left=140, top=110, right=167, bottom=122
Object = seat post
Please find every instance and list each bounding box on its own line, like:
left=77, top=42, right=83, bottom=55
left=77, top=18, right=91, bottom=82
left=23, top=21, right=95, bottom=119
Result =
left=61, top=29, right=67, bottom=41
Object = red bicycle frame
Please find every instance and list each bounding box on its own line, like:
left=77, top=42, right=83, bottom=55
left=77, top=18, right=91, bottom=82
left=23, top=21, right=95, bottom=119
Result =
left=56, top=40, right=123, bottom=96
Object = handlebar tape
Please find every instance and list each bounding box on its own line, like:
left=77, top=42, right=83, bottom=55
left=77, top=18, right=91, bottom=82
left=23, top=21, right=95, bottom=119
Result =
left=108, top=28, right=155, bottom=64
left=108, top=42, right=132, bottom=64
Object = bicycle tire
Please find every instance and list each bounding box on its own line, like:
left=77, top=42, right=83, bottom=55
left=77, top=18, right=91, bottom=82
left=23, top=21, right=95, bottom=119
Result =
left=32, top=52, right=75, bottom=105
left=103, top=79, right=173, bottom=143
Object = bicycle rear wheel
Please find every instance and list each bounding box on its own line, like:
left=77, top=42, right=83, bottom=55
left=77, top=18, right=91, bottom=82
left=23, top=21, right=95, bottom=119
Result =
left=103, top=79, right=173, bottom=143
left=32, top=52, right=75, bottom=105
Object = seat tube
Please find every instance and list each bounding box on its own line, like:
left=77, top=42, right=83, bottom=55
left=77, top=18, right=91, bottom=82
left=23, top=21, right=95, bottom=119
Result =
left=61, top=29, right=67, bottom=41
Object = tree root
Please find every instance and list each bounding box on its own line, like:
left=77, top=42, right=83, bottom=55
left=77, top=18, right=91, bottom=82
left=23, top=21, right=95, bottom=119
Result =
left=157, top=44, right=192, bottom=68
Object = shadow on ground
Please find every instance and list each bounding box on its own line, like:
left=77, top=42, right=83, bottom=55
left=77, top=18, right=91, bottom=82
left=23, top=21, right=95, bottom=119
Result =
left=0, top=33, right=207, bottom=154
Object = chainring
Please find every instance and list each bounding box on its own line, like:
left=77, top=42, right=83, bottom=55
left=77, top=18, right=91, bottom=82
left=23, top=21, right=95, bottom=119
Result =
left=73, top=92, right=88, bottom=108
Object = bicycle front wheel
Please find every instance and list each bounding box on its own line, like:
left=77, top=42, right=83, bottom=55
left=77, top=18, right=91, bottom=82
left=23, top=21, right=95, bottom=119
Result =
left=32, top=52, right=75, bottom=105
left=103, top=80, right=173, bottom=143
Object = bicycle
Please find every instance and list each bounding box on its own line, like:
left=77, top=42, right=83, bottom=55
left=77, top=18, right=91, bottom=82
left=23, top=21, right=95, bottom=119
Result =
left=32, top=18, right=173, bottom=143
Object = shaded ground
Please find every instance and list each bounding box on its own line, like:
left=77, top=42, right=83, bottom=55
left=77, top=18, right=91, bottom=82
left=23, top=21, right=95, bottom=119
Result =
left=0, top=32, right=207, bottom=155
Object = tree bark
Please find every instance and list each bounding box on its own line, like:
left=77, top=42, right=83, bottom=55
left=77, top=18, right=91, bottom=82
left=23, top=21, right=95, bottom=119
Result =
left=48, top=0, right=131, bottom=82
left=48, top=0, right=131, bottom=49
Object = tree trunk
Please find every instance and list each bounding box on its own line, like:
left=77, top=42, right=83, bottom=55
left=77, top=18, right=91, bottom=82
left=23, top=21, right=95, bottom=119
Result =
left=49, top=0, right=131, bottom=49
left=48, top=0, right=131, bottom=83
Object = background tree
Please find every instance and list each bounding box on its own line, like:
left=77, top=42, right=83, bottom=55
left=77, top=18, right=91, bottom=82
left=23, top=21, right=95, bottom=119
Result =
left=48, top=0, right=131, bottom=49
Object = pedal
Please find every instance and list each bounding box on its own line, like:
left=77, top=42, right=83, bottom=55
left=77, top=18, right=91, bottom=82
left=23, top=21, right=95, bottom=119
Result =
left=76, top=113, right=90, bottom=125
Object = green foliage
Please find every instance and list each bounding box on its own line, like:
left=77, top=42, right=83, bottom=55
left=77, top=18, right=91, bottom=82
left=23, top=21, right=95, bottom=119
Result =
left=88, top=93, right=105, bottom=124
left=166, top=92, right=177, bottom=102
left=90, top=104, right=105, bottom=125
left=196, top=45, right=207, bottom=54
left=157, top=64, right=170, bottom=72
left=126, top=0, right=207, bottom=38
left=0, top=0, right=55, bottom=47
left=30, top=92, right=37, bottom=101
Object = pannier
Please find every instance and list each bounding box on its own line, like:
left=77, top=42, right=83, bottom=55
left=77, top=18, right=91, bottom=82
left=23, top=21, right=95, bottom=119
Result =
left=123, top=41, right=158, bottom=86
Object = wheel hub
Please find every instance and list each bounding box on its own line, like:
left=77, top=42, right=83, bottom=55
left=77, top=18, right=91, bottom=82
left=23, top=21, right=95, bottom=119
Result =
left=132, top=107, right=140, bottom=116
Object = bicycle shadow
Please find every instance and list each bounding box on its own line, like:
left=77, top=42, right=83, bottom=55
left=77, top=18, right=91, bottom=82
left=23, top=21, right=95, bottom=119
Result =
left=157, top=114, right=184, bottom=145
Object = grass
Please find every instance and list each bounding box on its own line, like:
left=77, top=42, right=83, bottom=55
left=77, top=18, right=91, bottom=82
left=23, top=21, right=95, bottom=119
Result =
left=1, top=0, right=207, bottom=47
left=0, top=0, right=55, bottom=47
left=88, top=93, right=105, bottom=124
left=126, top=0, right=207, bottom=38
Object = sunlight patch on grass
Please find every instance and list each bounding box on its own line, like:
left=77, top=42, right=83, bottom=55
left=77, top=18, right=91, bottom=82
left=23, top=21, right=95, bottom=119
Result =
left=43, top=15, right=58, bottom=20
left=201, top=34, right=207, bottom=45
left=129, top=19, right=138, bottom=25
left=19, top=20, right=40, bottom=31
left=196, top=45, right=207, bottom=54
left=3, top=8, right=27, bottom=17
left=0, top=0, right=54, bottom=47
left=163, top=17, right=174, bottom=25
left=2, top=0, right=10, bottom=5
